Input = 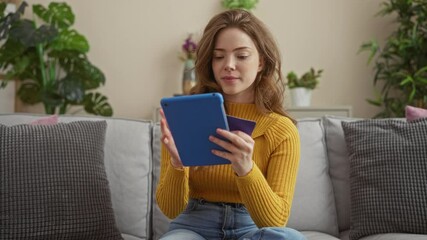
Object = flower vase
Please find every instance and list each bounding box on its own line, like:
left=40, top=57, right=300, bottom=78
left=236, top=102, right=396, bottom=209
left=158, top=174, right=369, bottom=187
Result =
left=290, top=87, right=312, bottom=107
left=182, top=59, right=196, bottom=95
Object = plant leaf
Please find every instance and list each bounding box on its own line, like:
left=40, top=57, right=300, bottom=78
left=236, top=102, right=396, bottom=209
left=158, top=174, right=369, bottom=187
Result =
left=416, top=77, right=427, bottom=84
left=39, top=88, right=63, bottom=109
left=58, top=74, right=85, bottom=102
left=33, top=2, right=74, bottom=29
left=367, top=98, right=382, bottom=106
left=0, top=80, right=10, bottom=89
left=84, top=92, right=113, bottom=116
left=17, top=81, right=41, bottom=104
left=0, top=3, right=6, bottom=18
left=408, top=87, right=416, bottom=102
left=222, top=0, right=258, bottom=10
left=50, top=29, right=89, bottom=53
left=73, top=59, right=105, bottom=89
left=400, top=76, right=413, bottom=86
left=0, top=2, right=28, bottom=40
left=414, top=65, right=427, bottom=77
left=359, top=40, right=379, bottom=64
left=4, top=55, right=31, bottom=79
left=9, top=20, right=57, bottom=47
left=0, top=39, right=26, bottom=65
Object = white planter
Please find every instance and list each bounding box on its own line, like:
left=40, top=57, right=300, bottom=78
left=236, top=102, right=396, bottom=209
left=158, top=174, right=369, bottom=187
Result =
left=290, top=87, right=312, bottom=107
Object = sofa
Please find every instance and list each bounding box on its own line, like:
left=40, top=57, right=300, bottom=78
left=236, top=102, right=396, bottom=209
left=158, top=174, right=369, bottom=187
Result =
left=0, top=113, right=426, bottom=240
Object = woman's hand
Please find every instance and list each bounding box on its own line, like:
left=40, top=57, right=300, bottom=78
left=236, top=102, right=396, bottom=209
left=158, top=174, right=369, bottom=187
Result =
left=209, top=128, right=255, bottom=176
left=159, top=109, right=184, bottom=169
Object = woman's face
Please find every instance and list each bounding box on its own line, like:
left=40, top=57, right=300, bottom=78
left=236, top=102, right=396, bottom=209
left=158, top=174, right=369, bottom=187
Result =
left=212, top=27, right=263, bottom=103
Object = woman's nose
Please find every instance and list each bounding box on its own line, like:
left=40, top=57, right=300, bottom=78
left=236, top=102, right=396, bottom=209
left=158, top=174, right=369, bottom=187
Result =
left=224, top=57, right=235, bottom=71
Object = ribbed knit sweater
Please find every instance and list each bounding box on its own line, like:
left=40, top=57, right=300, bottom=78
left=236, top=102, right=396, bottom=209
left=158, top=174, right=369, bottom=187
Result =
left=156, top=101, right=300, bottom=227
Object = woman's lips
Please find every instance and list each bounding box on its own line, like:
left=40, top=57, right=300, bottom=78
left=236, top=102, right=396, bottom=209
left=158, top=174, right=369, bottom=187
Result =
left=222, top=76, right=238, bottom=81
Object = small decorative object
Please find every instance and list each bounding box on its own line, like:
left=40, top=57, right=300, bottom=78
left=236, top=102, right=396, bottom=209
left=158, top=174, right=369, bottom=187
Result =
left=222, top=0, right=259, bottom=11
left=179, top=34, right=197, bottom=95
left=286, top=68, right=323, bottom=107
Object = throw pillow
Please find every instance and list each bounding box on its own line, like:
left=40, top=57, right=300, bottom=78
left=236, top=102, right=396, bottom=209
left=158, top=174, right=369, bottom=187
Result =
left=405, top=105, right=427, bottom=122
left=29, top=114, right=59, bottom=125
left=0, top=121, right=123, bottom=240
left=342, top=119, right=427, bottom=240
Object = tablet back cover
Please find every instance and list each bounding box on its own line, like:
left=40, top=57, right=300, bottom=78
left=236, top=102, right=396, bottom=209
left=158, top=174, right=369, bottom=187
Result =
left=160, top=93, right=230, bottom=166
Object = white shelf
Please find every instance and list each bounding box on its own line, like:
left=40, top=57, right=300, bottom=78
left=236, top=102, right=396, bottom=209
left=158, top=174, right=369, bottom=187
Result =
left=287, top=106, right=352, bottom=118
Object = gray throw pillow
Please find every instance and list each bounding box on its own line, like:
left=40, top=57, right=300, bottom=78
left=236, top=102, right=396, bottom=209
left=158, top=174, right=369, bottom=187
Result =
left=342, top=118, right=427, bottom=240
left=0, top=121, right=123, bottom=240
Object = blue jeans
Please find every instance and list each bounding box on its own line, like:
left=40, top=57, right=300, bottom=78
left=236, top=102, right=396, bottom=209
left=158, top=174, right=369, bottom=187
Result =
left=160, top=198, right=306, bottom=240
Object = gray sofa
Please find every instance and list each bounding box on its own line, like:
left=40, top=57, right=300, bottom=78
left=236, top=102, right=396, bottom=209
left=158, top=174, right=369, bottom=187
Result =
left=0, top=113, right=426, bottom=240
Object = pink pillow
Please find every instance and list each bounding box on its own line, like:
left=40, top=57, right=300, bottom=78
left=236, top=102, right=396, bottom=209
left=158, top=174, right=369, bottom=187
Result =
left=405, top=105, right=427, bottom=122
left=29, top=115, right=59, bottom=125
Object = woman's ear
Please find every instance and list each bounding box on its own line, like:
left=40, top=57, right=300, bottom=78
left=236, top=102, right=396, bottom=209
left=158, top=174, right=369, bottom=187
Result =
left=258, top=57, right=264, bottom=72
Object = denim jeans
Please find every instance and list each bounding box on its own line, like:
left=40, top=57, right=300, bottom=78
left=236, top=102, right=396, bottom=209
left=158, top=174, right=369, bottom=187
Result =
left=160, top=198, right=306, bottom=240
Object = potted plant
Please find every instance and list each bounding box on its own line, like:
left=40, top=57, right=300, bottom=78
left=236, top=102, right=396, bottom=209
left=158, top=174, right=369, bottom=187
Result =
left=286, top=68, right=323, bottom=107
left=0, top=1, right=113, bottom=116
left=222, top=0, right=259, bottom=11
left=179, top=34, right=197, bottom=95
left=360, top=0, right=427, bottom=118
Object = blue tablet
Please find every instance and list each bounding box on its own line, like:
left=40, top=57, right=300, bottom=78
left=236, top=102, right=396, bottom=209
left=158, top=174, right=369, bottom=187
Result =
left=160, top=93, right=231, bottom=166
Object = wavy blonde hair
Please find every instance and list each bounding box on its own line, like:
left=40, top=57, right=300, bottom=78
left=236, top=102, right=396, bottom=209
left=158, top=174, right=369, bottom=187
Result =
left=190, top=9, right=294, bottom=123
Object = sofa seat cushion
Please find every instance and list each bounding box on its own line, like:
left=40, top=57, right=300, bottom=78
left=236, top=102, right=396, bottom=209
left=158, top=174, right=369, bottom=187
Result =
left=339, top=231, right=427, bottom=240
left=301, top=231, right=340, bottom=240
left=0, top=120, right=123, bottom=239
left=360, top=233, right=427, bottom=240
left=340, top=230, right=350, bottom=240
left=342, top=118, right=427, bottom=240
left=121, top=233, right=145, bottom=240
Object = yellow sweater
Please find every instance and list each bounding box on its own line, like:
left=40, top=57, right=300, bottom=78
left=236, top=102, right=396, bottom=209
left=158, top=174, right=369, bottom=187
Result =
left=156, top=102, right=300, bottom=227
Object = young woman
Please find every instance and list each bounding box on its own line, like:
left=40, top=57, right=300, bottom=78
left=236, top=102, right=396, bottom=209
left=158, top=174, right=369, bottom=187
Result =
left=157, top=9, right=304, bottom=240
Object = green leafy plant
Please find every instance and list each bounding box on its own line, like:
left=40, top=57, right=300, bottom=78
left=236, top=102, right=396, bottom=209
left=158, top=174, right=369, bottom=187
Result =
left=222, top=0, right=259, bottom=11
left=0, top=1, right=113, bottom=116
left=286, top=68, right=323, bottom=90
left=360, top=0, right=427, bottom=118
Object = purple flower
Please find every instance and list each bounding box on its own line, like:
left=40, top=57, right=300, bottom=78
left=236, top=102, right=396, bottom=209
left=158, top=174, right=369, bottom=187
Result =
left=180, top=34, right=197, bottom=60
left=183, top=37, right=197, bottom=52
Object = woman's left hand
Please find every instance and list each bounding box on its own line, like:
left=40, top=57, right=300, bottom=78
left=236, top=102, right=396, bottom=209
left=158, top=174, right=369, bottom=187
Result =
left=209, top=128, right=255, bottom=176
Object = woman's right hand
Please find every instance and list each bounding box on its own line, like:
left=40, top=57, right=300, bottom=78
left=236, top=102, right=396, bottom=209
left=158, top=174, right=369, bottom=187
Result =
left=159, top=109, right=184, bottom=169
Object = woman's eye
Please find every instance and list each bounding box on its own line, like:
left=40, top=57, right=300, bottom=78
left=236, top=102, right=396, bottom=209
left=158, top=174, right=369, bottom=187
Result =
left=238, top=55, right=248, bottom=60
left=213, top=56, right=224, bottom=59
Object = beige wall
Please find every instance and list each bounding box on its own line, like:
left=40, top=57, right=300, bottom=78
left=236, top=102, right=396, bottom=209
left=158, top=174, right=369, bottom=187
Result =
left=0, top=0, right=394, bottom=119
left=0, top=83, right=14, bottom=113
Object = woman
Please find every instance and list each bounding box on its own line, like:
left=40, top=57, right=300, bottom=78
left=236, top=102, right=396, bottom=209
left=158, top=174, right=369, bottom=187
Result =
left=157, top=9, right=304, bottom=240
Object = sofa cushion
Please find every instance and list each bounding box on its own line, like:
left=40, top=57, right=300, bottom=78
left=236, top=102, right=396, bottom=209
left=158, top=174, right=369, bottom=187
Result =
left=405, top=105, right=427, bottom=122
left=152, top=124, right=172, bottom=239
left=0, top=114, right=153, bottom=240
left=301, top=231, right=341, bottom=240
left=0, top=121, right=123, bottom=239
left=323, top=116, right=359, bottom=232
left=342, top=118, right=427, bottom=240
left=287, top=118, right=339, bottom=237
left=29, top=114, right=59, bottom=125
